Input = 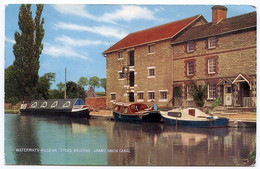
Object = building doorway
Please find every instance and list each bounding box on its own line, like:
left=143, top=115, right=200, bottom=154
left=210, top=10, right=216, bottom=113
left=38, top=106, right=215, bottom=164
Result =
left=174, top=87, right=182, bottom=107
left=224, top=85, right=232, bottom=106
left=129, top=92, right=134, bottom=102
left=240, top=82, right=251, bottom=107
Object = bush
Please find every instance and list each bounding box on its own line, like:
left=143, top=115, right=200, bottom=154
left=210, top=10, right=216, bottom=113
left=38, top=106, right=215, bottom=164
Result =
left=211, top=98, right=222, bottom=109
left=7, top=97, right=20, bottom=106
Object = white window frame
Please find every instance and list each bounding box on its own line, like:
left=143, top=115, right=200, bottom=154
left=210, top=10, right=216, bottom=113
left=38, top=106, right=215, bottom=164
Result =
left=148, top=91, right=155, bottom=102
left=31, top=102, right=37, bottom=108
left=208, top=84, right=217, bottom=100
left=187, top=41, right=195, bottom=52
left=148, top=44, right=155, bottom=54
left=63, top=101, right=71, bottom=108
left=147, top=66, right=155, bottom=78
left=118, top=51, right=123, bottom=60
left=187, top=62, right=194, bottom=76
left=208, top=37, right=216, bottom=49
left=51, top=101, right=58, bottom=108
left=208, top=58, right=216, bottom=74
left=40, top=101, right=47, bottom=108
left=137, top=91, right=144, bottom=102
left=159, top=90, right=168, bottom=102
left=110, top=92, right=116, bottom=102
left=186, top=85, right=194, bottom=101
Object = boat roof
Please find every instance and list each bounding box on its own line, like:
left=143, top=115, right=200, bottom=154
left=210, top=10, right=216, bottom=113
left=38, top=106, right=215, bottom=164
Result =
left=28, top=98, right=85, bottom=109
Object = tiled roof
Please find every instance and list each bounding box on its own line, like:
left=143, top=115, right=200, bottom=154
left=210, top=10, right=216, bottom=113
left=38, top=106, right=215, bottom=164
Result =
left=172, top=11, right=256, bottom=44
left=103, top=15, right=204, bottom=54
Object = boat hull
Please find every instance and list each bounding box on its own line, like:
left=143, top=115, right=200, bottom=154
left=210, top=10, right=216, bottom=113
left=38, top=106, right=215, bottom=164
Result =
left=163, top=117, right=228, bottom=128
left=20, top=108, right=90, bottom=118
left=113, top=111, right=162, bottom=123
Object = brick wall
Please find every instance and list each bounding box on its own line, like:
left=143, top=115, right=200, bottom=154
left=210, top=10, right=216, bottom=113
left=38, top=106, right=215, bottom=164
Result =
left=85, top=97, right=106, bottom=110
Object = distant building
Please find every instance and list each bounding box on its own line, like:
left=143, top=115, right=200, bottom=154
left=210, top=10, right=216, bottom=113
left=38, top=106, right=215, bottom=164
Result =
left=103, top=5, right=256, bottom=109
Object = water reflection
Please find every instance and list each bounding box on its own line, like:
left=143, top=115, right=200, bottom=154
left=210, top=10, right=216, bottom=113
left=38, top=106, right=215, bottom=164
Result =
left=5, top=114, right=256, bottom=166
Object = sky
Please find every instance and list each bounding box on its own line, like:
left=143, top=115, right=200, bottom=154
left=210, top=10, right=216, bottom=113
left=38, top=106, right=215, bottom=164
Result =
left=3, top=4, right=256, bottom=92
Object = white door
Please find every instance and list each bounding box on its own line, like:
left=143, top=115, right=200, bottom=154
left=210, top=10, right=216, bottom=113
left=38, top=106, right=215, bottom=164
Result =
left=224, top=85, right=232, bottom=106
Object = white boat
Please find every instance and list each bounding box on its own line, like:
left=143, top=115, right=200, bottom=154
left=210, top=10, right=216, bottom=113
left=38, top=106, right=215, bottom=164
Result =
left=161, top=108, right=229, bottom=128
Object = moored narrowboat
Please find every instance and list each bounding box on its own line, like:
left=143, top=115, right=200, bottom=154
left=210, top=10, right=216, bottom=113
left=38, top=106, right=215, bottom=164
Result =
left=112, top=102, right=162, bottom=123
left=161, top=108, right=229, bottom=128
left=20, top=98, right=90, bottom=118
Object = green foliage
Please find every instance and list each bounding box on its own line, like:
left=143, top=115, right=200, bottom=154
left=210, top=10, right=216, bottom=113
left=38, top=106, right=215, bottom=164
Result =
left=89, top=76, right=100, bottom=90
left=248, top=145, right=256, bottom=165
left=190, top=84, right=207, bottom=107
left=7, top=97, right=20, bottom=106
left=211, top=98, right=222, bottom=109
left=12, top=4, right=44, bottom=100
left=56, top=82, right=65, bottom=92
left=100, top=78, right=106, bottom=93
left=5, top=65, right=22, bottom=102
left=34, top=72, right=55, bottom=99
left=49, top=89, right=64, bottom=99
left=66, top=81, right=86, bottom=99
left=78, top=77, right=88, bottom=89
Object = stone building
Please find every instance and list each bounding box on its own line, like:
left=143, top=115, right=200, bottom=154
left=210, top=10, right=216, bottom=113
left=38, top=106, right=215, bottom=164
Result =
left=103, top=14, right=207, bottom=108
left=103, top=5, right=256, bottom=109
left=171, top=6, right=256, bottom=108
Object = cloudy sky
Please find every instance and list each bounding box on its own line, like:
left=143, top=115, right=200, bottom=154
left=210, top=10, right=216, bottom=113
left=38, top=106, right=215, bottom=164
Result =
left=4, top=4, right=256, bottom=91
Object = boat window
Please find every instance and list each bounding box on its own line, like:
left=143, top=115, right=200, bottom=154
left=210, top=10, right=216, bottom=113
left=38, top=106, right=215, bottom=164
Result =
left=63, top=101, right=71, bottom=108
left=123, top=107, right=127, bottom=114
left=168, top=112, right=182, bottom=118
left=75, top=99, right=84, bottom=105
left=31, top=102, right=37, bottom=108
left=51, top=101, right=58, bottom=108
left=188, top=109, right=195, bottom=116
left=40, top=101, right=47, bottom=108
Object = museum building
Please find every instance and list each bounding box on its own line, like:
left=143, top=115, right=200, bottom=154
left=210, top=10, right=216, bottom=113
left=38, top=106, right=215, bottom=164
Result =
left=103, top=5, right=256, bottom=109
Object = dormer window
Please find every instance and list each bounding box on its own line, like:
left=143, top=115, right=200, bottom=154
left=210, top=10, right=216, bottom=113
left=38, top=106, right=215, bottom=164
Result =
left=208, top=37, right=216, bottom=49
left=187, top=41, right=195, bottom=52
left=148, top=45, right=154, bottom=54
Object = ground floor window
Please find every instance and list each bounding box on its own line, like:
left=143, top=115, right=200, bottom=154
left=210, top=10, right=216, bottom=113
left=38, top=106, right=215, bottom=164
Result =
left=159, top=90, right=167, bottom=102
left=148, top=91, right=155, bottom=101
left=110, top=93, right=116, bottom=101
left=208, top=84, right=217, bottom=99
left=137, top=92, right=144, bottom=102
left=186, top=85, right=194, bottom=100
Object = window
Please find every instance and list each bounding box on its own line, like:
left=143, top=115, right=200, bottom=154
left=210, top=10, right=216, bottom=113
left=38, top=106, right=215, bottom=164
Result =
left=148, top=91, right=155, bottom=101
left=187, top=62, right=194, bottom=76
left=147, top=67, right=155, bottom=78
left=118, top=51, right=123, bottom=59
left=148, top=45, right=154, bottom=54
left=31, top=102, right=37, bottom=108
left=63, top=101, right=71, bottom=108
left=187, top=41, right=195, bottom=52
left=187, top=85, right=194, bottom=100
left=111, top=93, right=116, bottom=101
left=208, top=58, right=216, bottom=74
left=40, top=101, right=47, bottom=108
left=208, top=37, right=216, bottom=49
left=118, top=71, right=124, bottom=79
left=51, top=101, right=58, bottom=108
left=159, top=90, right=167, bottom=102
left=208, top=84, right=217, bottom=99
left=137, top=92, right=144, bottom=102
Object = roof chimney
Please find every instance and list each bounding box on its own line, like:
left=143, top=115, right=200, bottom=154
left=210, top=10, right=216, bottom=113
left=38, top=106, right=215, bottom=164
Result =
left=212, top=5, right=227, bottom=24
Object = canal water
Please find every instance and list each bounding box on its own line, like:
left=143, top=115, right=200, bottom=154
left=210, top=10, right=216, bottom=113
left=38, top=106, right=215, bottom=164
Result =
left=5, top=114, right=256, bottom=166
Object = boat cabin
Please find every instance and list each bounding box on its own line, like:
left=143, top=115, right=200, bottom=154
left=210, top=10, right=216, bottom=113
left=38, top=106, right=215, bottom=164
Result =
left=113, top=103, right=152, bottom=114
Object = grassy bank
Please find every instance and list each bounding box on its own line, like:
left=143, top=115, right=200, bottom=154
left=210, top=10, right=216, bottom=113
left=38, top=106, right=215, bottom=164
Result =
left=5, top=109, right=20, bottom=114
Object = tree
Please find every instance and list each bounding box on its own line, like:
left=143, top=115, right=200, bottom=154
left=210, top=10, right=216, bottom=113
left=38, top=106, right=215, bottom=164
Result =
left=190, top=84, right=207, bottom=107
left=13, top=4, right=44, bottom=100
left=66, top=81, right=86, bottom=99
left=89, top=76, right=100, bottom=91
left=100, top=78, right=106, bottom=93
left=78, top=77, right=88, bottom=89
left=56, top=82, right=65, bottom=92
left=34, top=72, right=55, bottom=99
left=4, top=65, right=21, bottom=103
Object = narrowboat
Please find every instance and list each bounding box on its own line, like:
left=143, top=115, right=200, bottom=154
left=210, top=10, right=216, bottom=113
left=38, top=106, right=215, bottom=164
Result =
left=20, top=98, right=90, bottom=118
left=112, top=102, right=162, bottom=123
left=161, top=108, right=229, bottom=128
